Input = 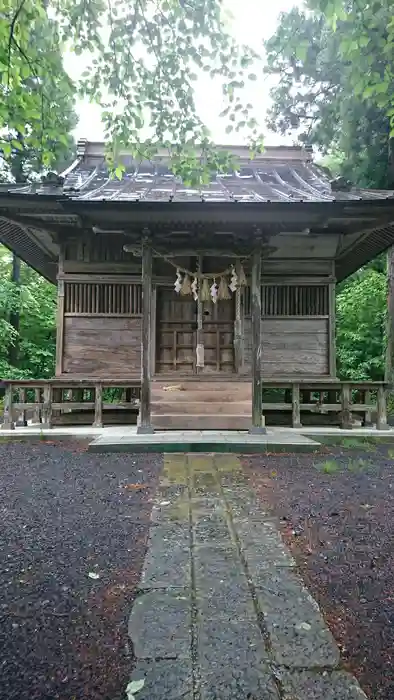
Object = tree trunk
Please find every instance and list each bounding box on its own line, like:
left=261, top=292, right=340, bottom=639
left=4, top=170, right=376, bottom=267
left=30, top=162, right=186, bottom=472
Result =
left=8, top=254, right=20, bottom=367
left=385, top=246, right=394, bottom=387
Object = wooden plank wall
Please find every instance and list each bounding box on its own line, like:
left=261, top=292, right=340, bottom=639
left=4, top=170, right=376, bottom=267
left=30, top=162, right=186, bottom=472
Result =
left=63, top=317, right=142, bottom=375
left=243, top=281, right=331, bottom=377
left=60, top=280, right=142, bottom=376
left=244, top=318, right=329, bottom=376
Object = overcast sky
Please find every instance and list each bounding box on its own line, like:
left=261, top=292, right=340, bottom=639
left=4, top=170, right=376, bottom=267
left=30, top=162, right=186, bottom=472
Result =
left=63, top=0, right=298, bottom=145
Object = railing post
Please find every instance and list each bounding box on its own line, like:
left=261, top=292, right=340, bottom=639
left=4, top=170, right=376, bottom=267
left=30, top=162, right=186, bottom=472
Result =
left=1, top=383, right=14, bottom=430
left=19, top=388, right=27, bottom=427
left=42, top=384, right=53, bottom=429
left=33, top=387, right=41, bottom=424
left=376, top=385, right=388, bottom=430
left=341, top=383, right=352, bottom=429
left=292, top=383, right=302, bottom=428
left=93, top=383, right=103, bottom=428
left=364, top=390, right=372, bottom=427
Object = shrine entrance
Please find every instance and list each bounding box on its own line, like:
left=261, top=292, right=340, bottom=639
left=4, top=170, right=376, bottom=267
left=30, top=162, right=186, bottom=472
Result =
left=155, top=287, right=235, bottom=374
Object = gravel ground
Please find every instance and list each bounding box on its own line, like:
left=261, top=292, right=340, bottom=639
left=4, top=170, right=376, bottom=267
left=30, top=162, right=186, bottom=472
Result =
left=0, top=440, right=162, bottom=700
left=243, top=439, right=394, bottom=700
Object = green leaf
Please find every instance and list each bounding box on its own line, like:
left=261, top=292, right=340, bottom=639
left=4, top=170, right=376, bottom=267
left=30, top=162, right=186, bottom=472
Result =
left=58, top=134, right=69, bottom=146
left=1, top=142, right=12, bottom=158
left=375, top=82, right=389, bottom=94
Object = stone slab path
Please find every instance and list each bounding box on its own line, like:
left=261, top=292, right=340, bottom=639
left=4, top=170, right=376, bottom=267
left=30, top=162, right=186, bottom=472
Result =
left=89, top=430, right=319, bottom=454
left=128, top=454, right=367, bottom=699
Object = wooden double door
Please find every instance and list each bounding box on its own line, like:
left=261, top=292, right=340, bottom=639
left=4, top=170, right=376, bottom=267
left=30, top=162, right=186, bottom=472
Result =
left=155, top=288, right=235, bottom=374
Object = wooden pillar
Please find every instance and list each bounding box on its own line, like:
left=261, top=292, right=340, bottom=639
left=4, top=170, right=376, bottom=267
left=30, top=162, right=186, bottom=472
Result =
left=1, top=383, right=14, bottom=430
left=364, top=389, right=373, bottom=427
left=138, top=240, right=154, bottom=434
left=196, top=255, right=204, bottom=373
left=341, top=382, right=352, bottom=429
left=292, top=383, right=302, bottom=428
left=234, top=260, right=244, bottom=373
left=33, top=387, right=41, bottom=424
left=19, top=388, right=27, bottom=427
left=376, top=385, right=388, bottom=430
left=55, top=247, right=65, bottom=377
left=385, top=247, right=394, bottom=386
left=42, top=383, right=53, bottom=429
left=150, top=286, right=157, bottom=375
left=328, top=279, right=336, bottom=377
left=93, top=383, right=103, bottom=428
left=249, top=249, right=266, bottom=434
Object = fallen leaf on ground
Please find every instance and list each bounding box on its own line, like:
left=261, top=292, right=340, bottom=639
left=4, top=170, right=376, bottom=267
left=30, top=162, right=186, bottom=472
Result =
left=126, top=679, right=145, bottom=699
left=123, top=484, right=147, bottom=490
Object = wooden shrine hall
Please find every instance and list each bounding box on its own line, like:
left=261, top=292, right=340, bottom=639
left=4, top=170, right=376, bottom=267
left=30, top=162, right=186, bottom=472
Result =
left=1, top=139, right=394, bottom=432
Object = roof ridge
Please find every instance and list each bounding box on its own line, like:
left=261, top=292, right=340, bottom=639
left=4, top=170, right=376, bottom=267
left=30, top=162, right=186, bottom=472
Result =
left=76, top=139, right=313, bottom=163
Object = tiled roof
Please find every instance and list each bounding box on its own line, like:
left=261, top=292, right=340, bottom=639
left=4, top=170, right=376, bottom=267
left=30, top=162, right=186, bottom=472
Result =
left=1, top=143, right=394, bottom=284
left=2, top=142, right=394, bottom=203
left=63, top=160, right=393, bottom=204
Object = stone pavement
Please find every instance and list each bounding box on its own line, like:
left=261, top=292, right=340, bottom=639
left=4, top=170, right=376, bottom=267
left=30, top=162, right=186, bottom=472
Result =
left=128, top=454, right=368, bottom=699
left=89, top=429, right=319, bottom=454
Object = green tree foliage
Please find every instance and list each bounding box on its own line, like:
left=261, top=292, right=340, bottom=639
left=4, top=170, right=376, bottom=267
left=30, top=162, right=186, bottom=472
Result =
left=0, top=247, right=56, bottom=379
left=0, top=6, right=77, bottom=380
left=336, top=270, right=387, bottom=380
left=265, top=5, right=391, bottom=380
left=264, top=6, right=391, bottom=188
left=0, top=2, right=77, bottom=174
left=1, top=0, right=264, bottom=182
left=308, top=0, right=394, bottom=138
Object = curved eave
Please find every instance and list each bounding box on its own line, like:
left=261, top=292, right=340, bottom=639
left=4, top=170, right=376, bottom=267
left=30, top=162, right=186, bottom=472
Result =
left=336, top=222, right=394, bottom=281
left=1, top=194, right=394, bottom=283
left=0, top=217, right=57, bottom=283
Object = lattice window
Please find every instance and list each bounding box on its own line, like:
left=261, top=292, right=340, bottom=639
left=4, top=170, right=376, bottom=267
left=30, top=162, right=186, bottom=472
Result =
left=64, top=282, right=142, bottom=315
left=244, top=285, right=329, bottom=316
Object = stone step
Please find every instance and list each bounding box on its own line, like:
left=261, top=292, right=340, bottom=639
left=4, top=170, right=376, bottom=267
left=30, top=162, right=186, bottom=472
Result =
left=152, top=401, right=252, bottom=415
left=151, top=414, right=252, bottom=430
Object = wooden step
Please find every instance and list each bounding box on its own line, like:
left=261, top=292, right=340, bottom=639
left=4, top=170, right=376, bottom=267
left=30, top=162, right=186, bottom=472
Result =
left=152, top=391, right=252, bottom=403
left=152, top=383, right=252, bottom=403
left=152, top=414, right=252, bottom=430
left=151, top=379, right=253, bottom=429
left=152, top=401, right=252, bottom=415
left=152, top=381, right=251, bottom=393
